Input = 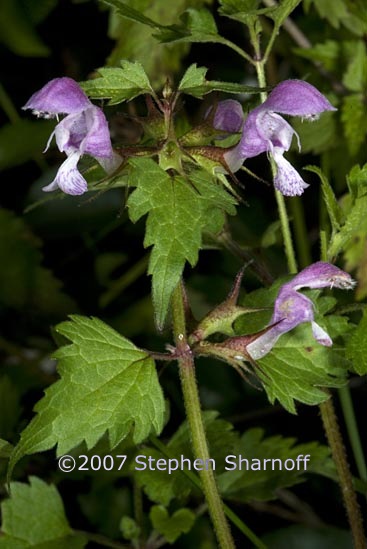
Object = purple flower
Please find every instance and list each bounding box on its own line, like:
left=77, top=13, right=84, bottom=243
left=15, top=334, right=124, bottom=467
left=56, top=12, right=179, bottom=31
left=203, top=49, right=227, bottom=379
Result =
left=246, top=262, right=355, bottom=360
left=224, top=80, right=336, bottom=196
left=23, top=77, right=121, bottom=195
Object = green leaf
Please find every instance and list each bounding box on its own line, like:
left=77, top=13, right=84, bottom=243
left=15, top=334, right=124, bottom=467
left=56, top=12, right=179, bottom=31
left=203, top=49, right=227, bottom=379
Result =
left=329, top=193, right=367, bottom=259
left=127, top=159, right=236, bottom=328
left=267, top=0, right=302, bottom=27
left=150, top=506, right=196, bottom=543
left=257, top=318, right=348, bottom=414
left=0, top=439, right=13, bottom=459
left=179, top=65, right=264, bottom=97
left=0, top=209, right=76, bottom=315
left=81, top=61, right=153, bottom=104
left=304, top=0, right=366, bottom=34
left=218, top=428, right=331, bottom=501
left=346, top=309, right=367, bottom=375
left=120, top=516, right=141, bottom=541
left=294, top=40, right=339, bottom=72
left=8, top=316, right=164, bottom=476
left=0, top=477, right=87, bottom=548
left=178, top=64, right=208, bottom=97
left=0, top=119, right=54, bottom=170
left=133, top=447, right=193, bottom=506
left=304, top=166, right=343, bottom=232
left=341, top=94, right=367, bottom=156
left=0, top=0, right=50, bottom=56
left=342, top=41, right=367, bottom=92
left=218, top=0, right=274, bottom=25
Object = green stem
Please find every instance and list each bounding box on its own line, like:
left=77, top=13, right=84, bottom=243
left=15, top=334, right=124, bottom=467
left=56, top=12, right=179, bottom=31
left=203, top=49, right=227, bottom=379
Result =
left=216, top=37, right=254, bottom=65
left=275, top=190, right=298, bottom=273
left=338, top=386, right=367, bottom=489
left=171, top=282, right=236, bottom=549
left=319, top=399, right=366, bottom=547
left=289, top=197, right=312, bottom=269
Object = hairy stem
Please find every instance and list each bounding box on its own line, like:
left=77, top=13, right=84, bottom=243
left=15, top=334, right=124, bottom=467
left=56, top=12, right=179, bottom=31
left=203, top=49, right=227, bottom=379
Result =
left=319, top=398, right=366, bottom=547
left=171, top=282, right=235, bottom=549
left=338, top=386, right=367, bottom=492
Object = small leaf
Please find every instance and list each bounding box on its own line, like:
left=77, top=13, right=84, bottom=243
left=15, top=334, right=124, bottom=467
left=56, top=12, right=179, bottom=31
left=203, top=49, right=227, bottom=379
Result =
left=0, top=439, right=13, bottom=459
left=346, top=309, right=367, bottom=375
left=268, top=0, right=302, bottom=27
left=218, top=0, right=274, bottom=25
left=150, top=506, right=195, bottom=543
left=178, top=64, right=208, bottom=97
left=81, top=61, right=153, bottom=104
left=120, top=516, right=141, bottom=541
left=329, top=194, right=367, bottom=259
left=0, top=477, right=87, bottom=548
left=8, top=316, right=164, bottom=476
left=305, top=166, right=343, bottom=232
left=178, top=63, right=265, bottom=98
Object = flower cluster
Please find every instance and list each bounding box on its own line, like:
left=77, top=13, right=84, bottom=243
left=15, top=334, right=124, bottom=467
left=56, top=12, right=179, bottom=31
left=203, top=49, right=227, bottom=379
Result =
left=23, top=77, right=121, bottom=195
left=213, top=80, right=336, bottom=196
left=246, top=262, right=355, bottom=360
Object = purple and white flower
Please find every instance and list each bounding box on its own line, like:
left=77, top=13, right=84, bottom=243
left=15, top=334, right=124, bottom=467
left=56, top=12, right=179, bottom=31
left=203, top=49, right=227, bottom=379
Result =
left=23, top=77, right=121, bottom=195
left=246, top=262, right=355, bottom=360
left=223, top=80, right=336, bottom=196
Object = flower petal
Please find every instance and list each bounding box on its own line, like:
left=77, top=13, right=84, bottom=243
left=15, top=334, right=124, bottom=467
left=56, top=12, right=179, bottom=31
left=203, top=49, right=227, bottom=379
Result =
left=23, top=77, right=91, bottom=116
left=43, top=152, right=87, bottom=195
left=263, top=79, right=337, bottom=117
left=80, top=106, right=114, bottom=158
left=237, top=108, right=269, bottom=158
left=257, top=111, right=298, bottom=151
left=272, top=148, right=309, bottom=196
left=287, top=261, right=356, bottom=291
left=311, top=321, right=332, bottom=346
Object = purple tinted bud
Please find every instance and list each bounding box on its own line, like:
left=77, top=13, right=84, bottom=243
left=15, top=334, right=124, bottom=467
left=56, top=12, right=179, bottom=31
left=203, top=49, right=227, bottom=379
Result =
left=247, top=262, right=355, bottom=360
left=23, top=78, right=121, bottom=196
left=212, top=99, right=244, bottom=133
left=23, top=77, right=91, bottom=117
